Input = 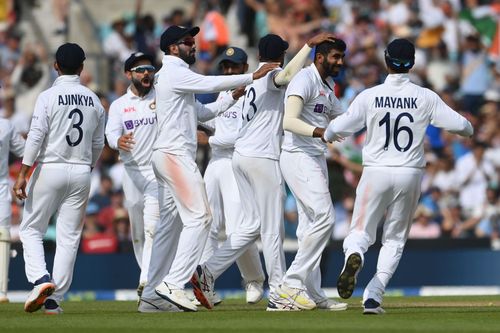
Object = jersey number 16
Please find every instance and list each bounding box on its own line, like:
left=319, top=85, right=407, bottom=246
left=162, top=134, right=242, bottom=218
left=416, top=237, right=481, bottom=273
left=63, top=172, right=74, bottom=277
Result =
left=378, top=112, right=414, bottom=152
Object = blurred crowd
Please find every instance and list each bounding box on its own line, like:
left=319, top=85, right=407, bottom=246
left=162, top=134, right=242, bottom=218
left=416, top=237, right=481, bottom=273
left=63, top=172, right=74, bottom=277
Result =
left=2, top=0, right=500, bottom=253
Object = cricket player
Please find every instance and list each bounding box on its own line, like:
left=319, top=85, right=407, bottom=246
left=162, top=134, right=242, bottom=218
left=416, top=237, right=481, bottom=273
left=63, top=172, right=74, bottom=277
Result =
left=324, top=39, right=473, bottom=314
left=193, top=32, right=337, bottom=311
left=272, top=39, right=349, bottom=311
left=146, top=25, right=277, bottom=312
left=200, top=47, right=265, bottom=305
left=13, top=43, right=105, bottom=314
left=0, top=117, right=25, bottom=303
left=105, top=52, right=158, bottom=298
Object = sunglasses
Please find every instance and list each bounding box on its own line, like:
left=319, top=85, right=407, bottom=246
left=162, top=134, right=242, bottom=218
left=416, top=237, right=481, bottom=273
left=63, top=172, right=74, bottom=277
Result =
left=176, top=39, right=195, bottom=47
left=130, top=65, right=156, bottom=73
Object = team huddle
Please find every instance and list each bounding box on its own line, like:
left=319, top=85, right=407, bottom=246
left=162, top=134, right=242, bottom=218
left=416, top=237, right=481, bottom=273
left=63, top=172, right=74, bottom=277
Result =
left=0, top=24, right=473, bottom=315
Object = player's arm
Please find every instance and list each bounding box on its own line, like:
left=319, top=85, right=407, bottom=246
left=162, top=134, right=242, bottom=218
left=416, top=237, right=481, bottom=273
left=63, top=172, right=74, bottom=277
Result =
left=196, top=88, right=244, bottom=121
left=105, top=102, right=134, bottom=152
left=171, top=64, right=277, bottom=94
left=9, top=122, right=25, bottom=157
left=429, top=91, right=473, bottom=137
left=92, top=107, right=106, bottom=169
left=13, top=94, right=49, bottom=199
left=274, top=32, right=336, bottom=87
left=324, top=93, right=366, bottom=142
left=283, top=95, right=322, bottom=137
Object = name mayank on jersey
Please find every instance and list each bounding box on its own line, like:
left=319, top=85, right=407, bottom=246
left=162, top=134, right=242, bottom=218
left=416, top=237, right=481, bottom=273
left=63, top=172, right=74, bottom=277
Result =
left=374, top=96, right=417, bottom=109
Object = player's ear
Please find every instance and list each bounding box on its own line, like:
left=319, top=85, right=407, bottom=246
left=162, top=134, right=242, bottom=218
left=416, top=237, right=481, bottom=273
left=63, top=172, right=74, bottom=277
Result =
left=53, top=61, right=59, bottom=72
left=169, top=44, right=179, bottom=56
left=243, top=64, right=249, bottom=73
left=315, top=53, right=324, bottom=65
left=125, top=71, right=132, bottom=80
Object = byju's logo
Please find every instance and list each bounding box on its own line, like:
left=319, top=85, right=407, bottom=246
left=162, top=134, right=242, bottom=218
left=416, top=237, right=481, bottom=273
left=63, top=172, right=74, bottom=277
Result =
left=124, top=120, right=134, bottom=130
left=313, top=104, right=324, bottom=113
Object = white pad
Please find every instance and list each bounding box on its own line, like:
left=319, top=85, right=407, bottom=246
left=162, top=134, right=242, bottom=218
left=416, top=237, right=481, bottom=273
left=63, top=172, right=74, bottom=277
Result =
left=0, top=226, right=10, bottom=296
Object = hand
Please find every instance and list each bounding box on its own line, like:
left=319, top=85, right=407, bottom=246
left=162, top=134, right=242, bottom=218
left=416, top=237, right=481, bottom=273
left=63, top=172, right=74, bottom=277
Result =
left=252, top=63, right=280, bottom=80
left=313, top=127, right=326, bottom=142
left=232, top=86, right=246, bottom=100
left=118, top=132, right=135, bottom=152
left=13, top=176, right=27, bottom=200
left=307, top=32, right=337, bottom=47
left=197, top=130, right=209, bottom=145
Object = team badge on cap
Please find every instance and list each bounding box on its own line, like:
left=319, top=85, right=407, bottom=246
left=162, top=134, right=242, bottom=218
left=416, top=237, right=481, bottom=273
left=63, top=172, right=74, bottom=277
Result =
left=226, top=48, right=235, bottom=56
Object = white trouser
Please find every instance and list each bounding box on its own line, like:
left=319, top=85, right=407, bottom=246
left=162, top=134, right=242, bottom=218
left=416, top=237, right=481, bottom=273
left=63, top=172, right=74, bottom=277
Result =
left=343, top=166, right=423, bottom=304
left=20, top=163, right=91, bottom=302
left=0, top=183, right=10, bottom=228
left=0, top=184, right=10, bottom=297
left=141, top=162, right=182, bottom=300
left=280, top=151, right=333, bottom=301
left=122, top=165, right=159, bottom=285
left=205, top=152, right=286, bottom=292
left=151, top=151, right=211, bottom=289
left=201, top=156, right=265, bottom=284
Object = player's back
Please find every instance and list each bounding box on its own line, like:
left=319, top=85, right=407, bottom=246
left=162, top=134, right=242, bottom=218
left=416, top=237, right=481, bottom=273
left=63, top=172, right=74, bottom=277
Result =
left=234, top=67, right=284, bottom=160
left=360, top=74, right=443, bottom=168
left=36, top=76, right=104, bottom=165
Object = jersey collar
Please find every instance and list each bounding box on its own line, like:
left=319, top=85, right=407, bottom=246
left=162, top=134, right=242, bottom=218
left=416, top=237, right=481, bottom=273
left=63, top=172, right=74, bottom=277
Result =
left=384, top=73, right=411, bottom=85
left=52, top=75, right=80, bottom=86
left=310, top=63, right=335, bottom=91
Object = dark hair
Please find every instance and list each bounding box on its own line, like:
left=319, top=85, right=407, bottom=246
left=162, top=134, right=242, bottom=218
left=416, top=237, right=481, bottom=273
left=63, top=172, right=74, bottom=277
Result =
left=314, top=38, right=346, bottom=59
left=57, top=64, right=81, bottom=75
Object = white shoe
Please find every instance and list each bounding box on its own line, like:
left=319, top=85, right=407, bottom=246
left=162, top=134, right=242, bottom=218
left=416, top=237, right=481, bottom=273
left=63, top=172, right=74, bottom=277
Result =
left=24, top=282, right=56, bottom=313
left=190, top=265, right=214, bottom=309
left=155, top=282, right=197, bottom=312
left=316, top=299, right=348, bottom=311
left=363, top=298, right=385, bottom=315
left=245, top=281, right=264, bottom=304
left=138, top=297, right=183, bottom=313
left=276, top=284, right=316, bottom=310
left=266, top=291, right=301, bottom=312
left=44, top=299, right=63, bottom=315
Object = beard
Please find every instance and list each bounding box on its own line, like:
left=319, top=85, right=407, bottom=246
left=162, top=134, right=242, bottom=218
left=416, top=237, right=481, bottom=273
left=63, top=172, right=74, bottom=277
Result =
left=179, top=47, right=196, bottom=65
left=132, top=76, right=152, bottom=96
left=323, top=60, right=340, bottom=77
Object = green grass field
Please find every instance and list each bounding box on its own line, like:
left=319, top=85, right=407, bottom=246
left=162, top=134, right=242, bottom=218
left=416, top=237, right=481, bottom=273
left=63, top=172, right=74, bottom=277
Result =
left=1, top=296, right=499, bottom=333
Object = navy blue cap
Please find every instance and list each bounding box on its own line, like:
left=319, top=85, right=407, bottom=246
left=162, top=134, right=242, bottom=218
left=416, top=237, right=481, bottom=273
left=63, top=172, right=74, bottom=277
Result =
left=56, top=43, right=86, bottom=69
left=219, top=47, right=248, bottom=65
left=258, top=34, right=289, bottom=60
left=160, top=25, right=200, bottom=52
left=124, top=52, right=155, bottom=72
left=385, top=38, right=415, bottom=70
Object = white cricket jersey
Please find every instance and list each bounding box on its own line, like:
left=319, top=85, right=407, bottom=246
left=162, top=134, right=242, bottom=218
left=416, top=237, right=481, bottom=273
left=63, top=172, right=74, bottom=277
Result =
left=154, top=55, right=253, bottom=159
left=0, top=118, right=25, bottom=184
left=205, top=91, right=243, bottom=159
left=282, top=64, right=344, bottom=156
left=325, top=74, right=473, bottom=168
left=23, top=75, right=105, bottom=167
left=234, top=64, right=285, bottom=160
left=106, top=87, right=157, bottom=166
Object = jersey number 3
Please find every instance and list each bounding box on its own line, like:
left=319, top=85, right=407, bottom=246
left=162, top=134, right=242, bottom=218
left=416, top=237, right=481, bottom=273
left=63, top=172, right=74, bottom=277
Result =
left=242, top=87, right=257, bottom=121
left=66, top=108, right=84, bottom=147
left=378, top=112, right=414, bottom=152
